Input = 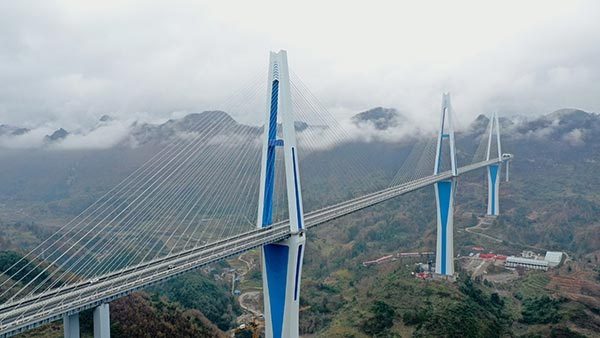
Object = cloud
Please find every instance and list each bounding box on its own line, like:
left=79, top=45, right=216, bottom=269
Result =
left=0, top=119, right=133, bottom=150
left=339, top=116, right=431, bottom=144
left=525, top=119, right=561, bottom=140
left=51, top=120, right=132, bottom=150
left=563, top=128, right=586, bottom=146
left=205, top=133, right=261, bottom=149
left=0, top=126, right=54, bottom=149
left=0, top=0, right=599, bottom=132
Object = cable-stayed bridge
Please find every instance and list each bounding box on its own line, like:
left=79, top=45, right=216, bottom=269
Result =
left=0, top=50, right=512, bottom=338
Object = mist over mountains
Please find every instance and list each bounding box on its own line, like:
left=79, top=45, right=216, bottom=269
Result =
left=0, top=106, right=597, bottom=215
left=0, top=107, right=596, bottom=151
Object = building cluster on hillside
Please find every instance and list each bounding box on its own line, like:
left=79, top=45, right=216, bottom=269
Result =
left=505, top=251, right=564, bottom=271
left=478, top=253, right=508, bottom=261
left=468, top=247, right=565, bottom=272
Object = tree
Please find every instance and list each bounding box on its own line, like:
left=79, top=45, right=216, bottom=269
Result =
left=361, top=301, right=395, bottom=336
left=521, top=296, right=561, bottom=324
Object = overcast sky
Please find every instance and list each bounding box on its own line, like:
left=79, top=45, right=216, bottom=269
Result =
left=1, top=0, right=599, bottom=129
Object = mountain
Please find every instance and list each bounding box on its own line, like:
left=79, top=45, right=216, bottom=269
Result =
left=99, top=115, right=113, bottom=122
left=352, top=107, right=408, bottom=130
left=1, top=108, right=599, bottom=337
left=129, top=110, right=247, bottom=146
left=511, top=109, right=599, bottom=143
left=468, top=114, right=490, bottom=134
left=0, top=124, right=30, bottom=136
left=1, top=107, right=599, bottom=227
left=44, top=128, right=69, bottom=142
left=546, top=108, right=591, bottom=121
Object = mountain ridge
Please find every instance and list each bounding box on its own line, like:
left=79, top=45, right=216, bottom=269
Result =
left=1, top=107, right=596, bottom=150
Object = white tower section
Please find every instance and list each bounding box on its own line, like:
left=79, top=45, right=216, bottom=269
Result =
left=486, top=112, right=502, bottom=216
left=485, top=112, right=502, bottom=161
left=434, top=93, right=457, bottom=177
left=257, top=50, right=306, bottom=338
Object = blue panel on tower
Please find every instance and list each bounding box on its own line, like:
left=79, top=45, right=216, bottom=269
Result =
left=262, top=80, right=280, bottom=227
left=264, top=243, right=289, bottom=338
left=268, top=80, right=279, bottom=141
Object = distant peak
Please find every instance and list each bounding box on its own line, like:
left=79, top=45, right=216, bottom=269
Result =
left=0, top=124, right=30, bottom=136
left=179, top=111, right=237, bottom=126
left=546, top=108, right=590, bottom=120
left=475, top=114, right=490, bottom=122
left=352, top=107, right=405, bottom=130
left=45, top=128, right=69, bottom=142
left=468, top=114, right=490, bottom=133
left=99, top=114, right=114, bottom=122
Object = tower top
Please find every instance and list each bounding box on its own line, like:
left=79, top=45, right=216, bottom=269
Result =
left=434, top=93, right=457, bottom=176
left=485, top=112, right=502, bottom=161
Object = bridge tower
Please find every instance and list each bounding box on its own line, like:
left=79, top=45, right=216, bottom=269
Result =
left=257, top=50, right=306, bottom=338
left=486, top=112, right=502, bottom=216
left=434, top=93, right=457, bottom=276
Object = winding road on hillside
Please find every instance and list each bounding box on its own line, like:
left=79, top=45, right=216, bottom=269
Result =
left=236, top=252, right=263, bottom=319
left=464, top=216, right=553, bottom=254
left=464, top=217, right=503, bottom=243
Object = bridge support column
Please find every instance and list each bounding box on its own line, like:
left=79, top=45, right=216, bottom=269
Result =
left=63, top=313, right=80, bottom=338
left=487, top=164, right=500, bottom=216
left=433, top=93, right=457, bottom=276
left=93, top=303, right=110, bottom=338
left=261, top=235, right=305, bottom=338
left=435, top=179, right=456, bottom=275
left=257, top=50, right=306, bottom=338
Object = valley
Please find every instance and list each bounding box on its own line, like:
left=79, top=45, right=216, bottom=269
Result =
left=1, top=108, right=599, bottom=337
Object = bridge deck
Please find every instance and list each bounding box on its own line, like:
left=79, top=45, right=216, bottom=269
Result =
left=0, top=157, right=509, bottom=337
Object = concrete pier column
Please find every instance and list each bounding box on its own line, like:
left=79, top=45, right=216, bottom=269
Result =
left=93, top=303, right=110, bottom=338
left=63, top=313, right=80, bottom=338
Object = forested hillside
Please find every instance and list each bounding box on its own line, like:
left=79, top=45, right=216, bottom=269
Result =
left=1, top=108, right=599, bottom=337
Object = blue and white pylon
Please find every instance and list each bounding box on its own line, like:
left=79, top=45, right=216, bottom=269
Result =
left=486, top=112, right=502, bottom=216
left=256, top=50, right=306, bottom=338
left=434, top=93, right=457, bottom=276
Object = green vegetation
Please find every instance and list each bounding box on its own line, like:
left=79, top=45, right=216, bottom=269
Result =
left=150, top=272, right=240, bottom=330
left=404, top=276, right=511, bottom=338
left=515, top=272, right=550, bottom=299
left=549, top=326, right=588, bottom=338
left=0, top=220, right=50, bottom=252
left=521, top=296, right=562, bottom=324
left=110, top=292, right=224, bottom=338
left=0, top=251, right=45, bottom=284
left=360, top=301, right=395, bottom=336
left=14, top=292, right=225, bottom=338
left=303, top=258, right=516, bottom=337
left=0, top=250, right=58, bottom=302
